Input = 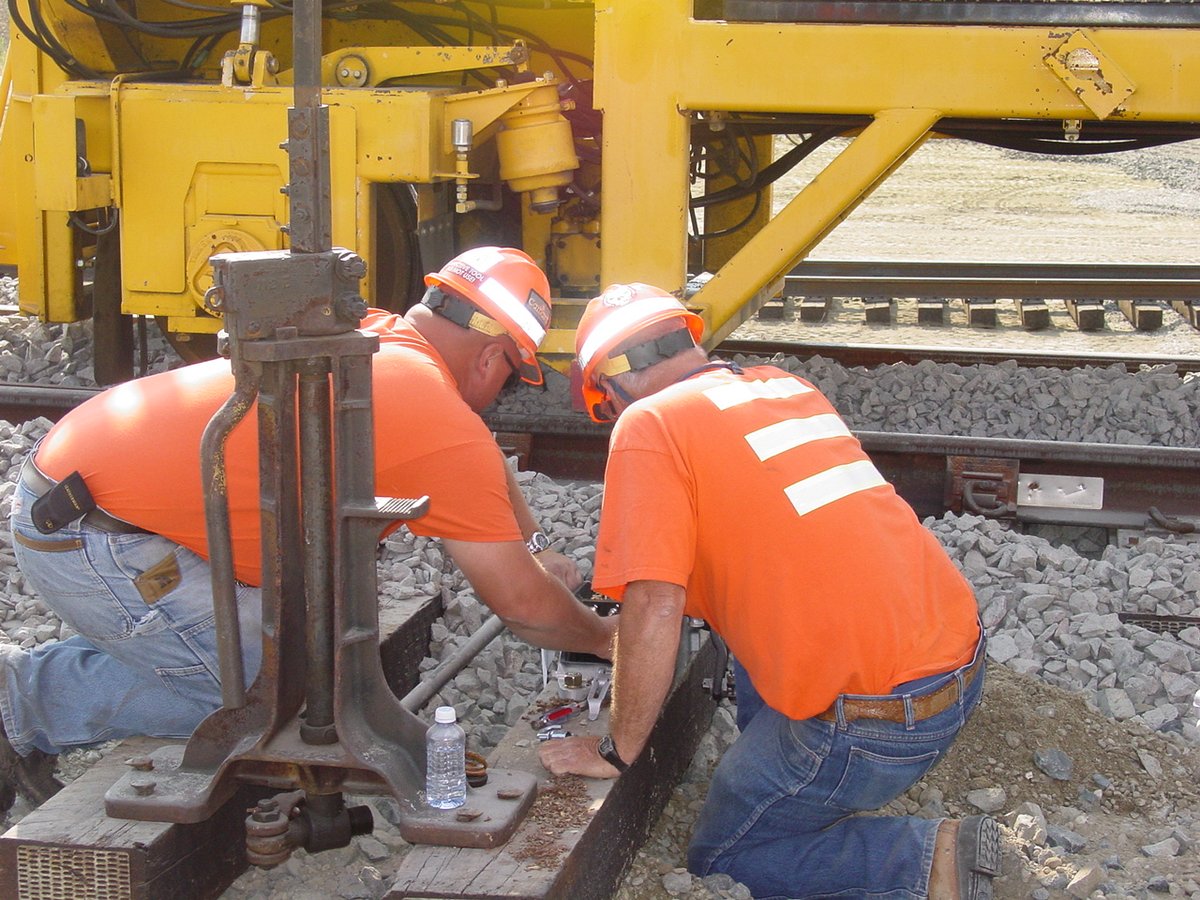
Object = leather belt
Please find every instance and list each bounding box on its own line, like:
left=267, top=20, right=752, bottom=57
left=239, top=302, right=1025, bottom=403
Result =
left=19, top=459, right=150, bottom=536
left=817, top=649, right=984, bottom=725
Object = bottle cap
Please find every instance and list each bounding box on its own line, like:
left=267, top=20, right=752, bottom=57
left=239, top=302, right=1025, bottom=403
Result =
left=434, top=706, right=457, bottom=724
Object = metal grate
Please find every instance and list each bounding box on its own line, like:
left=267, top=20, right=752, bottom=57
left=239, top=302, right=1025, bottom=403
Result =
left=17, top=845, right=132, bottom=900
left=1118, top=612, right=1200, bottom=636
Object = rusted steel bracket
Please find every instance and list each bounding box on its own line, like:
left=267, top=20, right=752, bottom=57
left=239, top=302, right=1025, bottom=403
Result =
left=945, top=456, right=1019, bottom=518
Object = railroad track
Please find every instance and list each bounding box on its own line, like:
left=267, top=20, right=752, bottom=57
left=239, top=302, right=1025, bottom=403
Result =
left=775, top=260, right=1200, bottom=331
left=717, top=340, right=1200, bottom=373
left=487, top=412, right=1200, bottom=536
left=4, top=306, right=1199, bottom=536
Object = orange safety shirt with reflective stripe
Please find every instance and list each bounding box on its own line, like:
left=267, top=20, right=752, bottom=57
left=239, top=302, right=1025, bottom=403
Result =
left=592, top=364, right=980, bottom=721
left=34, top=312, right=521, bottom=586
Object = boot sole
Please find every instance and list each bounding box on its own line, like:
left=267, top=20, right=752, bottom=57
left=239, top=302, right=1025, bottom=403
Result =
left=957, top=814, right=1001, bottom=900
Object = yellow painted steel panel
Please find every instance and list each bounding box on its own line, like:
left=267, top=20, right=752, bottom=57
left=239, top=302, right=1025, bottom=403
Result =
left=32, top=93, right=112, bottom=211
left=676, top=22, right=1200, bottom=121
left=118, top=87, right=366, bottom=323
left=349, top=89, right=440, bottom=182
left=118, top=87, right=291, bottom=296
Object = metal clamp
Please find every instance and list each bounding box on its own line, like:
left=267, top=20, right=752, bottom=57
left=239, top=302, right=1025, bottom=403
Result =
left=586, top=670, right=611, bottom=721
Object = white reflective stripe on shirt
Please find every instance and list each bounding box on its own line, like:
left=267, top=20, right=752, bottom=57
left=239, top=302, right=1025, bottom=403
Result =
left=702, top=377, right=813, bottom=411
left=578, top=297, right=688, bottom=368
left=478, top=277, right=546, bottom=346
left=783, top=459, right=887, bottom=517
left=745, top=414, right=851, bottom=461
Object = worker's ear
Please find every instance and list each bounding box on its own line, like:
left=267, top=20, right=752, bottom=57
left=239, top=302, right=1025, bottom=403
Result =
left=475, top=341, right=506, bottom=381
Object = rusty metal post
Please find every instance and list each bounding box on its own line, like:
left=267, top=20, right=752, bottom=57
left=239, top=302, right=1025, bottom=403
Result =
left=299, top=363, right=336, bottom=744
left=286, top=0, right=331, bottom=256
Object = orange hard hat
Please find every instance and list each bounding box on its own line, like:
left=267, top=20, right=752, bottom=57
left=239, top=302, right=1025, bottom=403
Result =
left=424, top=246, right=553, bottom=385
left=575, top=283, right=704, bottom=422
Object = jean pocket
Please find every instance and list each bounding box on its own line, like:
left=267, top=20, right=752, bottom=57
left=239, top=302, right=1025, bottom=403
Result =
left=13, top=531, right=84, bottom=553
left=155, top=662, right=222, bottom=712
left=109, top=534, right=182, bottom=582
left=827, top=746, right=941, bottom=812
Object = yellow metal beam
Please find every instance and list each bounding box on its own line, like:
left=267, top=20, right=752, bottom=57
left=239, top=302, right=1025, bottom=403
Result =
left=696, top=107, right=940, bottom=347
left=594, top=0, right=1200, bottom=349
left=313, top=45, right=526, bottom=88
left=594, top=1, right=690, bottom=292
left=676, top=20, right=1200, bottom=121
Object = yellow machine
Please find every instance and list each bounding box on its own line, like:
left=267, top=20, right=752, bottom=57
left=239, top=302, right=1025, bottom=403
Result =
left=3, top=0, right=1200, bottom=382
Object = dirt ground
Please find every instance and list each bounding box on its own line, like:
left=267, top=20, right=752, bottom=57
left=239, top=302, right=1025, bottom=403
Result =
left=922, top=665, right=1200, bottom=895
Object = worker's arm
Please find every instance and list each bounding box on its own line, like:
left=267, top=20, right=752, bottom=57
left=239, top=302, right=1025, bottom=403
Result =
left=539, top=579, right=685, bottom=778
left=442, top=537, right=614, bottom=657
left=502, top=456, right=583, bottom=591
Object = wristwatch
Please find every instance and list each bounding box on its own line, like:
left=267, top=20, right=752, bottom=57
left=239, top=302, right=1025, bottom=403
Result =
left=597, top=734, right=629, bottom=772
left=525, top=530, right=551, bottom=554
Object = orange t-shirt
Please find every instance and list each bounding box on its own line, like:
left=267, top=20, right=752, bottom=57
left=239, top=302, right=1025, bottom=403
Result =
left=593, top=364, right=979, bottom=721
left=35, top=312, right=521, bottom=585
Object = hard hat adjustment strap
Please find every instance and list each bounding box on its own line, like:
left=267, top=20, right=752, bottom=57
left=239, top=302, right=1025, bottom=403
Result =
left=598, top=327, right=696, bottom=378
left=422, top=286, right=506, bottom=338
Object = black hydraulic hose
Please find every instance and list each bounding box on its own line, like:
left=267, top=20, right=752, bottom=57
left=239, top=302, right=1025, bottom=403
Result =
left=691, top=125, right=843, bottom=209
left=7, top=0, right=98, bottom=77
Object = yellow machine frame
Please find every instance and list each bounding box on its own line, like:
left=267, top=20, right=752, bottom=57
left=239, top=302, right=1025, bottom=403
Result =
left=2, top=0, right=1200, bottom=374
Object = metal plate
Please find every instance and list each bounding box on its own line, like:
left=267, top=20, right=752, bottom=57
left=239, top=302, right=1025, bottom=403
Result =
left=1018, top=473, right=1104, bottom=510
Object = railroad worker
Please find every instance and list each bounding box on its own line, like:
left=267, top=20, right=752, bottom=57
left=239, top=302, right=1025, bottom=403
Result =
left=1, top=246, right=615, bottom=812
left=539, top=283, right=997, bottom=900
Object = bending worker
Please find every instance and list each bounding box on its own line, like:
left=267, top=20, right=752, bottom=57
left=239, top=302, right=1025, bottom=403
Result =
left=540, top=283, right=997, bottom=900
left=1, top=246, right=615, bottom=812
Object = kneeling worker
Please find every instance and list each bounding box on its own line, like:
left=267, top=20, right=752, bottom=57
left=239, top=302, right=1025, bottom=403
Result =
left=1, top=247, right=615, bottom=812
left=540, top=283, right=997, bottom=899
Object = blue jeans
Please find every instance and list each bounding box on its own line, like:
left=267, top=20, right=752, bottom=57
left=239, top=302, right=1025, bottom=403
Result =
left=688, top=634, right=986, bottom=899
left=2, top=478, right=262, bottom=755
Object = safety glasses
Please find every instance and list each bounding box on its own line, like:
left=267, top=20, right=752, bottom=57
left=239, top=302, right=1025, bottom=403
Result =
left=501, top=350, right=522, bottom=392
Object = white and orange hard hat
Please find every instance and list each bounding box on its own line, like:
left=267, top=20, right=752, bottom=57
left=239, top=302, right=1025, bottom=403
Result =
left=424, top=246, right=553, bottom=385
left=575, top=283, right=704, bottom=422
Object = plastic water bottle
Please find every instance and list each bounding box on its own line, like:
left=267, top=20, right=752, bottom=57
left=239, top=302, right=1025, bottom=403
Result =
left=425, top=706, right=466, bottom=810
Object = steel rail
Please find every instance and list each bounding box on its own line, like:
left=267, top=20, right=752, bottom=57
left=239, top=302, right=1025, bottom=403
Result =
left=0, top=384, right=104, bottom=424
left=783, top=260, right=1200, bottom=303
left=717, top=340, right=1200, bottom=374
left=486, top=413, right=1200, bottom=532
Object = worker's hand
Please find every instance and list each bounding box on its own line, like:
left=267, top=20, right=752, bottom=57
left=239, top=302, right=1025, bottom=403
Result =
left=538, top=735, right=621, bottom=779
left=536, top=549, right=584, bottom=592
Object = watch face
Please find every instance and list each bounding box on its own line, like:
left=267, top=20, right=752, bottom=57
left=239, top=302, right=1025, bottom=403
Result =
left=598, top=734, right=626, bottom=770
left=527, top=532, right=550, bottom=553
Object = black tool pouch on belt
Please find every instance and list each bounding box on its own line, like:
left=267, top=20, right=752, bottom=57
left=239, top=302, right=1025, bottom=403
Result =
left=31, top=471, right=97, bottom=534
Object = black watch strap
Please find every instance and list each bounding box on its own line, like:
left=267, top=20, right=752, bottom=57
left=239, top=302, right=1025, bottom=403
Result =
left=597, top=734, right=628, bottom=772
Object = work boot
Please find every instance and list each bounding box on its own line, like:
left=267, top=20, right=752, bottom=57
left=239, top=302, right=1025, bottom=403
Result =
left=955, top=815, right=1001, bottom=900
left=0, top=716, right=62, bottom=809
